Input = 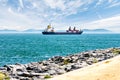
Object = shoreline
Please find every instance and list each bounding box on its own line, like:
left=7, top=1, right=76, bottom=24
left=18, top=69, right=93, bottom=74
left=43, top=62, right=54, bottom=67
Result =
left=0, top=47, right=120, bottom=80
left=50, top=54, right=120, bottom=80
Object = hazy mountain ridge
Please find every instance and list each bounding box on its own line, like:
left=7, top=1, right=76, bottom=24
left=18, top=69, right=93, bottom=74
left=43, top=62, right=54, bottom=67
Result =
left=83, top=29, right=112, bottom=33
left=0, top=29, right=18, bottom=32
left=23, top=29, right=43, bottom=32
left=0, top=29, right=43, bottom=33
left=0, top=29, right=112, bottom=33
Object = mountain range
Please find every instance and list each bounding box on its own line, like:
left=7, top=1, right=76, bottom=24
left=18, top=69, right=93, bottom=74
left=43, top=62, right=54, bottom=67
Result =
left=23, top=29, right=43, bottom=32
left=0, top=29, right=18, bottom=32
left=83, top=29, right=112, bottom=33
left=0, top=29, right=112, bottom=33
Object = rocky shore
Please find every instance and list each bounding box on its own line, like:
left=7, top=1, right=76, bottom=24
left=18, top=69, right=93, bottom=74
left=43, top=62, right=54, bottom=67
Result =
left=0, top=47, right=120, bottom=80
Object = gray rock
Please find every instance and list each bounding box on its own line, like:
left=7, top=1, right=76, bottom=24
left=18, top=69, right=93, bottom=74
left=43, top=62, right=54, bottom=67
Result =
left=48, top=70, right=56, bottom=75
left=83, top=52, right=90, bottom=57
left=42, top=61, right=51, bottom=66
left=91, top=53, right=98, bottom=57
left=70, top=56, right=79, bottom=63
left=0, top=67, right=7, bottom=70
left=71, top=63, right=83, bottom=69
left=3, top=65, right=12, bottom=71
left=18, top=77, right=31, bottom=80
left=51, top=56, right=64, bottom=63
left=97, top=57, right=105, bottom=62
left=30, top=72, right=49, bottom=76
left=32, top=77, right=41, bottom=80
left=56, top=69, right=66, bottom=75
left=64, top=65, right=72, bottom=72
left=17, top=72, right=30, bottom=77
left=81, top=61, right=89, bottom=67
left=34, top=67, right=42, bottom=73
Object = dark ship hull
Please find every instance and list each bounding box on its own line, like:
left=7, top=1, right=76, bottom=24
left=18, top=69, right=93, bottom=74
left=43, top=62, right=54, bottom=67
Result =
left=42, top=31, right=83, bottom=35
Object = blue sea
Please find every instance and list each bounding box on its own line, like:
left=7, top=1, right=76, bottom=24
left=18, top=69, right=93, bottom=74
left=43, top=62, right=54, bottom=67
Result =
left=0, top=33, right=120, bottom=66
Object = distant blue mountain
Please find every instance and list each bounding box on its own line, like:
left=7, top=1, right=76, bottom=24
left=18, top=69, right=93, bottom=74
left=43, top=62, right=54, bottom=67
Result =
left=0, top=29, right=18, bottom=32
left=23, top=29, right=42, bottom=32
left=0, top=29, right=112, bottom=33
left=0, top=29, right=43, bottom=33
left=83, top=29, right=112, bottom=33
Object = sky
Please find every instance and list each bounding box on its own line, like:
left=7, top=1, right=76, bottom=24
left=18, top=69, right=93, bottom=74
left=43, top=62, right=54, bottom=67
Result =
left=0, top=0, right=120, bottom=32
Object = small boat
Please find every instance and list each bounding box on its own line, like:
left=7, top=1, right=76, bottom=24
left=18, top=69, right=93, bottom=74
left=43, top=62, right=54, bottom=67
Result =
left=42, top=24, right=83, bottom=35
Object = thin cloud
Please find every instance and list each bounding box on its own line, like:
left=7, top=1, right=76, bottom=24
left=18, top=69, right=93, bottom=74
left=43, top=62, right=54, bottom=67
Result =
left=0, top=0, right=120, bottom=32
left=95, top=12, right=102, bottom=20
left=95, top=0, right=104, bottom=6
left=108, top=2, right=120, bottom=8
left=94, top=0, right=120, bottom=8
left=84, top=15, right=120, bottom=32
left=19, top=0, right=24, bottom=8
left=44, top=0, right=65, bottom=11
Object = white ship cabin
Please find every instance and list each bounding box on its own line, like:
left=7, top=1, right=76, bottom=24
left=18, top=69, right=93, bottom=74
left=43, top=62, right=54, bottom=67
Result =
left=44, top=24, right=54, bottom=32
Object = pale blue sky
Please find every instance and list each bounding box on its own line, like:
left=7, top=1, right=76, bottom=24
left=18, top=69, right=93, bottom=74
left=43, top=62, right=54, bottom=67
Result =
left=0, top=0, right=120, bottom=32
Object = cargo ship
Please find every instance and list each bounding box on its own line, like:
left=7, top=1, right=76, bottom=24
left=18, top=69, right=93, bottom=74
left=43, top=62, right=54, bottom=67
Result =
left=42, top=24, right=83, bottom=35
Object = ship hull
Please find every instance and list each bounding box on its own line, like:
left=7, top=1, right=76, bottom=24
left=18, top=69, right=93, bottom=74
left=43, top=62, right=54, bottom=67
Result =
left=42, top=31, right=83, bottom=35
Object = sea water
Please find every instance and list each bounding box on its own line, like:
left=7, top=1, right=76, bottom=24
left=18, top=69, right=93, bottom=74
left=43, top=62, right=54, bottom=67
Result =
left=0, top=33, right=120, bottom=66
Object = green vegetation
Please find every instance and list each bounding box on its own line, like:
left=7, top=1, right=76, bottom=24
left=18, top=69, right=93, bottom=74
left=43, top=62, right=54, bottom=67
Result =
left=112, top=48, right=120, bottom=55
left=93, top=58, right=98, bottom=63
left=44, top=75, right=52, bottom=79
left=63, top=59, right=70, bottom=65
left=0, top=72, right=10, bottom=80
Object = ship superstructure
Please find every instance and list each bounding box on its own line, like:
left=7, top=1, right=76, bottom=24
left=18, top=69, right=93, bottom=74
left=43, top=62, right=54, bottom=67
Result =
left=42, top=24, right=83, bottom=35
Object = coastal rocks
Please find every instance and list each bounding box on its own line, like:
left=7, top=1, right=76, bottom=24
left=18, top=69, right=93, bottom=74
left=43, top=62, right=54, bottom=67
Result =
left=4, top=64, right=27, bottom=75
left=56, top=69, right=66, bottom=75
left=0, top=47, right=120, bottom=80
left=47, top=70, right=56, bottom=75
left=0, top=67, right=6, bottom=70
left=64, top=65, right=72, bottom=72
left=50, top=56, right=64, bottom=64
left=17, top=72, right=31, bottom=77
left=83, top=52, right=90, bottom=57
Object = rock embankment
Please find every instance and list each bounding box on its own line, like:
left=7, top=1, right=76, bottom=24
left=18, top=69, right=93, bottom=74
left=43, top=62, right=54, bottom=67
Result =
left=0, top=48, right=120, bottom=80
left=49, top=53, right=120, bottom=80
